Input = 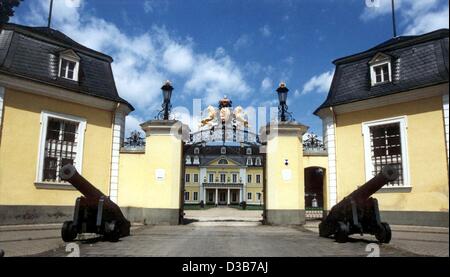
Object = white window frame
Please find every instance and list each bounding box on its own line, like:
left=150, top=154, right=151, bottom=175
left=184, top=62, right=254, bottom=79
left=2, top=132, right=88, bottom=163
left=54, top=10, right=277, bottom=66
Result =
left=193, top=156, right=200, bottom=165
left=246, top=148, right=252, bottom=155
left=194, top=147, right=200, bottom=155
left=193, top=192, right=198, bottom=201
left=246, top=157, right=253, bottom=166
left=255, top=157, right=262, bottom=166
left=58, top=51, right=80, bottom=82
left=36, top=111, right=86, bottom=185
left=362, top=116, right=410, bottom=188
left=184, top=191, right=190, bottom=201
left=370, top=60, right=392, bottom=86
left=232, top=173, right=238, bottom=183
left=185, top=173, right=191, bottom=183
left=185, top=155, right=192, bottom=165
left=247, top=192, right=252, bottom=200
left=247, top=174, right=252, bottom=183
left=193, top=173, right=199, bottom=183
left=256, top=174, right=261, bottom=183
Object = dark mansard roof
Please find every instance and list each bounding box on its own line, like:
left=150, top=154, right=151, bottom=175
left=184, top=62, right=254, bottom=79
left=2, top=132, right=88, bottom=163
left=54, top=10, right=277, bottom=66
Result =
left=0, top=23, right=133, bottom=110
left=184, top=145, right=263, bottom=167
left=315, top=29, right=449, bottom=114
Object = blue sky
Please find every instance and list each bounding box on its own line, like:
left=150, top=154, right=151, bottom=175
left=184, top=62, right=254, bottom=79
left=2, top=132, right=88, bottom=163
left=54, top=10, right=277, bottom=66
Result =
left=12, top=0, right=449, bottom=137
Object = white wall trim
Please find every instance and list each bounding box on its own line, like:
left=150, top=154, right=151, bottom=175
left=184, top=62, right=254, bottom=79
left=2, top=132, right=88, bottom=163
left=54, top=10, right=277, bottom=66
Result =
left=443, top=93, right=449, bottom=164
left=323, top=114, right=337, bottom=208
left=36, top=110, right=86, bottom=184
left=0, top=86, right=4, bottom=134
left=362, top=115, right=410, bottom=188
left=109, top=109, right=125, bottom=203
left=0, top=74, right=131, bottom=113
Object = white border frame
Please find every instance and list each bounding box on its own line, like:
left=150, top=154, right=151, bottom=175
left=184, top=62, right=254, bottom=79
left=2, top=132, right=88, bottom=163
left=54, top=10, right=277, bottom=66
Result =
left=35, top=110, right=86, bottom=185
left=362, top=115, right=411, bottom=188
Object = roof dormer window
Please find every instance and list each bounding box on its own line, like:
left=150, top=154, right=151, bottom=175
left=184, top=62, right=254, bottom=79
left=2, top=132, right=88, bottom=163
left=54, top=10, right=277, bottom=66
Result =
left=58, top=50, right=80, bottom=82
left=369, top=53, right=392, bottom=86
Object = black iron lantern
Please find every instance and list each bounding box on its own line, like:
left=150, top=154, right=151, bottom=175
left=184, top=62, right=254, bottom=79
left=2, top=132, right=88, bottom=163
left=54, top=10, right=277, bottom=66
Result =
left=276, top=82, right=289, bottom=105
left=160, top=80, right=173, bottom=120
left=276, top=82, right=290, bottom=122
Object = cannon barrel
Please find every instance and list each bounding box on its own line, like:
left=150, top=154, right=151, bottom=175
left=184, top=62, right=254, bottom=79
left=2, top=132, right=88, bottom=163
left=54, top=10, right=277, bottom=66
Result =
left=60, top=164, right=105, bottom=201
left=348, top=165, right=398, bottom=202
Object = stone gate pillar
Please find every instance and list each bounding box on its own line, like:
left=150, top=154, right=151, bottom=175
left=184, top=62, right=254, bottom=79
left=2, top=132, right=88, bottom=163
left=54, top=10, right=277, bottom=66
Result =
left=138, top=120, right=187, bottom=224
left=261, top=121, right=308, bottom=225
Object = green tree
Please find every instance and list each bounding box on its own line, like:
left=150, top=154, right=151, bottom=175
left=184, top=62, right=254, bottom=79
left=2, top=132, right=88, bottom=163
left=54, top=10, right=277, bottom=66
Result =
left=0, top=0, right=23, bottom=27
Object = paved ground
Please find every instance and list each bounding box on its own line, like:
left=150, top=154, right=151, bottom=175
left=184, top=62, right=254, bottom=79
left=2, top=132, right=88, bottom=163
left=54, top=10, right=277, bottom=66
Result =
left=184, top=207, right=263, bottom=226
left=0, top=208, right=447, bottom=257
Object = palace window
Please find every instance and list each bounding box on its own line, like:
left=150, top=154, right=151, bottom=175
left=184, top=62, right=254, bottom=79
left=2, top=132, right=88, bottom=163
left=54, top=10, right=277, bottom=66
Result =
left=193, top=174, right=199, bottom=183
left=185, top=155, right=192, bottom=165
left=58, top=50, right=80, bottom=82
left=218, top=159, right=228, bottom=165
left=185, top=173, right=191, bottom=183
left=255, top=157, right=262, bottom=166
left=257, top=193, right=262, bottom=201
left=208, top=173, right=214, bottom=183
left=246, top=157, right=253, bottom=166
left=369, top=53, right=392, bottom=86
left=363, top=116, right=409, bottom=187
left=193, top=156, right=200, bottom=165
left=246, top=148, right=252, bottom=155
left=193, top=192, right=198, bottom=201
left=194, top=147, right=200, bottom=155
left=232, top=173, right=238, bottom=183
left=256, top=174, right=261, bottom=183
left=37, top=111, right=86, bottom=184
left=184, top=192, right=190, bottom=201
left=220, top=173, right=226, bottom=183
left=247, top=192, right=252, bottom=200
left=247, top=174, right=252, bottom=183
left=221, top=147, right=227, bottom=154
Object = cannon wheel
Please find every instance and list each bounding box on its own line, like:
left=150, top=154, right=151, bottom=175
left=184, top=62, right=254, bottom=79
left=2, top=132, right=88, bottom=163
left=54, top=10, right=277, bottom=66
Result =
left=61, top=221, right=78, bottom=242
left=104, top=221, right=120, bottom=242
left=335, top=222, right=349, bottom=243
left=375, top=222, right=392, bottom=244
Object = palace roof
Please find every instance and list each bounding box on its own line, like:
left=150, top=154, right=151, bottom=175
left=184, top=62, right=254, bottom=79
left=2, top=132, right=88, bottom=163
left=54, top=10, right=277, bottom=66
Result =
left=0, top=23, right=133, bottom=110
left=315, top=28, right=449, bottom=114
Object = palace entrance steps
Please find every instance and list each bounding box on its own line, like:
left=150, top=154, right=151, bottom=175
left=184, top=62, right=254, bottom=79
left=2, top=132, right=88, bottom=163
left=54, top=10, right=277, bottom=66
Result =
left=183, top=207, right=263, bottom=226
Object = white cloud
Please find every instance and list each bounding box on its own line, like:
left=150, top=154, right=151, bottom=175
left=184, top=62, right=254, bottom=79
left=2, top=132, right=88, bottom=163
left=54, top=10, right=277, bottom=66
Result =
left=16, top=0, right=251, bottom=132
left=260, top=77, right=273, bottom=91
left=143, top=0, right=169, bottom=14
left=162, top=43, right=195, bottom=74
left=259, top=25, right=271, bottom=37
left=361, top=0, right=448, bottom=35
left=184, top=55, right=250, bottom=105
left=125, top=114, right=145, bottom=135
left=302, top=70, right=334, bottom=95
left=233, top=34, right=252, bottom=50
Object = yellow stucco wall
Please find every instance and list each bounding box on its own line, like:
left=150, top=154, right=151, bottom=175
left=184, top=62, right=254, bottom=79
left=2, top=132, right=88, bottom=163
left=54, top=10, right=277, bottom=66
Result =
left=335, top=96, right=449, bottom=212
left=266, top=134, right=305, bottom=210
left=0, top=88, right=113, bottom=206
left=118, top=129, right=183, bottom=209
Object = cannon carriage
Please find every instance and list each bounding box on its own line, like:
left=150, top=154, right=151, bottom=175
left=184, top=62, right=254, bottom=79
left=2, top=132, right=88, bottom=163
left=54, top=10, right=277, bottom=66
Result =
left=319, top=165, right=398, bottom=243
left=59, top=164, right=131, bottom=242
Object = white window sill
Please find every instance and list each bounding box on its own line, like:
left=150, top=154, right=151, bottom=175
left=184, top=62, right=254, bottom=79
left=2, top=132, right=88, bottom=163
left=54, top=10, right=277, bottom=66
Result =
left=377, top=186, right=412, bottom=193
left=34, top=182, right=76, bottom=190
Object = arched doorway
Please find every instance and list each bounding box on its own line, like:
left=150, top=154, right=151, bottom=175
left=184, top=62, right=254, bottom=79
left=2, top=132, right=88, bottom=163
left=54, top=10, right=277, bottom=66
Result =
left=304, top=166, right=325, bottom=220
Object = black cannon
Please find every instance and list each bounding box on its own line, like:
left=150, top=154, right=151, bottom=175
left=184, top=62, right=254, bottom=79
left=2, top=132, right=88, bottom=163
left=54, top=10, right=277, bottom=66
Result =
left=60, top=164, right=131, bottom=242
left=319, top=165, right=398, bottom=243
